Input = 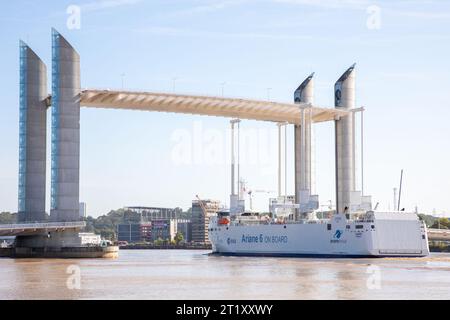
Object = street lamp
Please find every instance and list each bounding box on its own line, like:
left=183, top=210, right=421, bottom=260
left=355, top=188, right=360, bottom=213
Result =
left=220, top=82, right=226, bottom=97
left=172, top=77, right=178, bottom=92
left=120, top=73, right=125, bottom=89
left=267, top=87, right=272, bottom=101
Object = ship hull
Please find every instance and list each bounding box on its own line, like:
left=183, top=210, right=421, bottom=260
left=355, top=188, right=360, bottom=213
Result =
left=209, top=213, right=429, bottom=258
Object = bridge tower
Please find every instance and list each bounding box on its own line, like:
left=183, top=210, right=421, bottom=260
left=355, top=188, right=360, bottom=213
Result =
left=334, top=64, right=356, bottom=214
left=294, top=73, right=319, bottom=217
left=18, top=41, right=48, bottom=223
left=50, top=29, right=81, bottom=222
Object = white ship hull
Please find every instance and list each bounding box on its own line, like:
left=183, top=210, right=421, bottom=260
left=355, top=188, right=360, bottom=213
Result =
left=209, top=212, right=429, bottom=257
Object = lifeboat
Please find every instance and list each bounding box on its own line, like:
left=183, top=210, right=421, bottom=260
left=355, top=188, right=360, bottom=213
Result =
left=218, top=217, right=230, bottom=225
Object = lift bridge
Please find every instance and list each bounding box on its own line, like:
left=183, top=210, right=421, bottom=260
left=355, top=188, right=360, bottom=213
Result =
left=13, top=28, right=443, bottom=251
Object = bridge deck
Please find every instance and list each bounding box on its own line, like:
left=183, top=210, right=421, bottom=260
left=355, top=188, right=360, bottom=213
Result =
left=427, top=228, right=450, bottom=242
left=0, top=221, right=86, bottom=236
left=80, top=89, right=349, bottom=124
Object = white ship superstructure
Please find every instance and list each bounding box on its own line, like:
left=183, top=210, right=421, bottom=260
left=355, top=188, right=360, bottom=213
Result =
left=209, top=65, right=429, bottom=257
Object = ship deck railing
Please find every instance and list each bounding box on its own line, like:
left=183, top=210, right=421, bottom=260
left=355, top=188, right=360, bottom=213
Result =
left=230, top=219, right=331, bottom=226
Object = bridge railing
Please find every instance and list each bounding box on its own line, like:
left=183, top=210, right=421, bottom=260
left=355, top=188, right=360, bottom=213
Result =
left=0, top=221, right=86, bottom=230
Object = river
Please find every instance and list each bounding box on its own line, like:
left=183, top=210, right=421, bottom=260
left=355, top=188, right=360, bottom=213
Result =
left=1, top=250, right=449, bottom=299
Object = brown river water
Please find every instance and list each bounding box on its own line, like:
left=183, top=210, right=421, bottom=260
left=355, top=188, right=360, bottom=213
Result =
left=1, top=250, right=449, bottom=300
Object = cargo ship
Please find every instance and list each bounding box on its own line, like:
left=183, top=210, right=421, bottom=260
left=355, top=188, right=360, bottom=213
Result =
left=209, top=211, right=429, bottom=257
left=208, top=65, right=429, bottom=258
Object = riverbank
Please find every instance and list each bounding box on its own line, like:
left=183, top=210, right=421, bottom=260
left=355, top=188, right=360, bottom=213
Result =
left=120, top=243, right=212, bottom=250
left=0, top=248, right=13, bottom=257
left=430, top=242, right=450, bottom=252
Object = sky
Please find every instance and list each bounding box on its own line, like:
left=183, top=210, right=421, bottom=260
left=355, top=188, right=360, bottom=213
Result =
left=0, top=0, right=449, bottom=217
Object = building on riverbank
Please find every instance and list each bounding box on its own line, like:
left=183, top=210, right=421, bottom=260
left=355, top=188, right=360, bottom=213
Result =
left=177, top=220, right=192, bottom=243
left=125, top=206, right=183, bottom=220
left=117, top=219, right=192, bottom=243
left=191, top=199, right=220, bottom=244
left=118, top=222, right=152, bottom=243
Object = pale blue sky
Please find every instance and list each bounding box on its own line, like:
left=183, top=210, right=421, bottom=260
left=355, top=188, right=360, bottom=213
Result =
left=0, top=0, right=449, bottom=217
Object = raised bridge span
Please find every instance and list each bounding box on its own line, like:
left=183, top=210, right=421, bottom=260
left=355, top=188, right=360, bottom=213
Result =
left=79, top=89, right=349, bottom=124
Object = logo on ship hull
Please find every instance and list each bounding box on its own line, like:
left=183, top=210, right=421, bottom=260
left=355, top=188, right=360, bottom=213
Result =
left=331, top=229, right=347, bottom=244
left=334, top=230, right=343, bottom=239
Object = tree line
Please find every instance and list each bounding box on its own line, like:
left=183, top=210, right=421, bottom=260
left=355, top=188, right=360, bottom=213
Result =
left=0, top=208, right=192, bottom=241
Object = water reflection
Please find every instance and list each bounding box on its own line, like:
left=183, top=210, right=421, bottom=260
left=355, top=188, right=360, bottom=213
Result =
left=293, top=265, right=316, bottom=299
left=9, top=259, right=82, bottom=299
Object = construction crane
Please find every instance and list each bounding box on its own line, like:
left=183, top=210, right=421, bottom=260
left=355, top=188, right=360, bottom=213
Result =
left=195, top=195, right=208, bottom=216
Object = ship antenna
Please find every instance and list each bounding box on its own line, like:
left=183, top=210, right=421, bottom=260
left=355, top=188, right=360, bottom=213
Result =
left=397, top=169, right=404, bottom=211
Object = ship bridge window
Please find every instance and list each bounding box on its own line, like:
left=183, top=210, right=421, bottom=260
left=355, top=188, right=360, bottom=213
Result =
left=327, top=224, right=331, bottom=231
left=355, top=225, right=364, bottom=229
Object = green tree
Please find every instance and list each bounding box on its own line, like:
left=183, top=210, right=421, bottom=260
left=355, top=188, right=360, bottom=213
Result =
left=83, top=208, right=141, bottom=240
left=174, top=232, right=184, bottom=244
left=431, top=218, right=450, bottom=229
left=418, top=214, right=439, bottom=227
left=0, top=212, right=16, bottom=224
